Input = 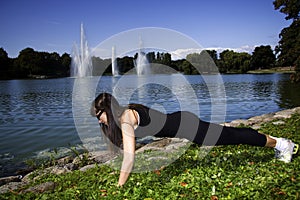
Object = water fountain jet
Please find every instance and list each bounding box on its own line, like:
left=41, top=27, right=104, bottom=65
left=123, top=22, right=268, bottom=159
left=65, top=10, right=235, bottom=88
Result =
left=134, top=38, right=151, bottom=75
left=112, top=46, right=119, bottom=76
left=71, top=23, right=93, bottom=77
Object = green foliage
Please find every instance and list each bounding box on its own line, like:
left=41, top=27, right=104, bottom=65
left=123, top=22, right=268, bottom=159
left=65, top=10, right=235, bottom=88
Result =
left=0, top=47, right=71, bottom=79
left=275, top=20, right=300, bottom=68
left=251, top=45, right=276, bottom=70
left=0, top=44, right=287, bottom=80
left=3, top=114, right=300, bottom=199
left=186, top=51, right=219, bottom=74
left=0, top=48, right=13, bottom=79
left=274, top=0, right=300, bottom=70
left=218, top=50, right=252, bottom=73
left=273, top=0, right=300, bottom=20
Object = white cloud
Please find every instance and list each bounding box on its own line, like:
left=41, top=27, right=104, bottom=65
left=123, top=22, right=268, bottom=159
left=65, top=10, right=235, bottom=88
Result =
left=205, top=45, right=255, bottom=54
left=170, top=48, right=203, bottom=60
left=170, top=45, right=261, bottom=60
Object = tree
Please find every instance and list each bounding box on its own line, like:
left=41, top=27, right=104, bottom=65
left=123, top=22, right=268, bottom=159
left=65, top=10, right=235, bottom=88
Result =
left=236, top=52, right=251, bottom=73
left=275, top=20, right=300, bottom=68
left=0, top=47, right=9, bottom=62
left=161, top=52, right=172, bottom=66
left=118, top=56, right=134, bottom=74
left=274, top=0, right=300, bottom=72
left=92, top=56, right=112, bottom=75
left=181, top=60, right=195, bottom=75
left=0, top=48, right=9, bottom=71
left=206, top=50, right=218, bottom=63
left=186, top=51, right=219, bottom=74
left=219, top=50, right=235, bottom=72
left=147, top=52, right=155, bottom=63
left=218, top=50, right=251, bottom=73
left=251, top=45, right=276, bottom=69
left=61, top=53, right=71, bottom=76
left=186, top=52, right=204, bottom=74
left=273, top=0, right=300, bottom=20
left=14, top=48, right=42, bottom=75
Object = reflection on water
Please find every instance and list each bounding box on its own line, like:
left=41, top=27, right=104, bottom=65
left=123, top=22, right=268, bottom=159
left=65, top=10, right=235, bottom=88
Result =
left=0, top=73, right=299, bottom=177
left=0, top=79, right=82, bottom=177
left=222, top=74, right=300, bottom=120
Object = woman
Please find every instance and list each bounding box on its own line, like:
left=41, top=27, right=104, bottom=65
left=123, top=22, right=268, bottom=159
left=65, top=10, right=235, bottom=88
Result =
left=91, top=92, right=298, bottom=186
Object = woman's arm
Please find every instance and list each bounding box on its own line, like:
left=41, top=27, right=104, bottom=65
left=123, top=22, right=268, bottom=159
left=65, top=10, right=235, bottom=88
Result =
left=118, top=110, right=137, bottom=186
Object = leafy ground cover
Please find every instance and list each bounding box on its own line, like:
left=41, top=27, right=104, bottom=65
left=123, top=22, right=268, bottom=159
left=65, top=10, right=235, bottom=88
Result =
left=2, top=114, right=300, bottom=199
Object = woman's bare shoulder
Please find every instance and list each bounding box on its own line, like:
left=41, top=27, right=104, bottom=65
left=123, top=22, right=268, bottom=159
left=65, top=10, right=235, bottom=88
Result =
left=121, top=109, right=138, bottom=125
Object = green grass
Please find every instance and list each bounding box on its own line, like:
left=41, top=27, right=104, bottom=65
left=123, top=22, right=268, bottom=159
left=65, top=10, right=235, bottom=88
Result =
left=247, top=66, right=295, bottom=74
left=2, top=114, right=300, bottom=199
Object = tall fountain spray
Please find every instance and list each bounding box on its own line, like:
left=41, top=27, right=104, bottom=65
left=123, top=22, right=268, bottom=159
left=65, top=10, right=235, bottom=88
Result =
left=71, top=23, right=93, bottom=77
left=134, top=38, right=150, bottom=75
left=111, top=46, right=119, bottom=76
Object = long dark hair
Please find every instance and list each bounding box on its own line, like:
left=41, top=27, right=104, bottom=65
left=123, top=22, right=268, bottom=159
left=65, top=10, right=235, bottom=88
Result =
left=91, top=93, right=125, bottom=148
left=91, top=93, right=149, bottom=150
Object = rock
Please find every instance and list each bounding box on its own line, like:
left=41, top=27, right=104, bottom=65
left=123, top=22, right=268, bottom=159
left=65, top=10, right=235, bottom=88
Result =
left=0, top=175, right=22, bottom=186
left=272, top=120, right=285, bottom=125
left=0, top=181, right=26, bottom=194
left=89, top=151, right=117, bottom=164
left=292, top=107, right=300, bottom=114
left=136, top=138, right=171, bottom=153
left=22, top=170, right=44, bottom=183
left=248, top=116, right=264, bottom=124
left=79, top=164, right=97, bottom=172
left=261, top=113, right=276, bottom=122
left=221, top=107, right=300, bottom=128
left=164, top=138, right=190, bottom=151
left=22, top=181, right=56, bottom=194
left=274, top=109, right=294, bottom=119
left=223, top=119, right=249, bottom=127
left=72, top=154, right=86, bottom=165
left=22, top=165, right=70, bottom=183
left=64, top=163, right=77, bottom=171
left=56, top=156, right=73, bottom=166
left=248, top=113, right=276, bottom=125
left=136, top=138, right=190, bottom=154
left=50, top=166, right=71, bottom=175
left=251, top=124, right=262, bottom=130
left=146, top=138, right=171, bottom=147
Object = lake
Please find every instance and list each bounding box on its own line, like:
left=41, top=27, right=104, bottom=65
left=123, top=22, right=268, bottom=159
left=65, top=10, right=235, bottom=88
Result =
left=0, top=73, right=299, bottom=177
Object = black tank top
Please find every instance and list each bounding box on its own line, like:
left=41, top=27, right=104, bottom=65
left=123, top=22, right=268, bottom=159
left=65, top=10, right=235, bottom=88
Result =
left=129, top=104, right=200, bottom=141
left=128, top=104, right=151, bottom=126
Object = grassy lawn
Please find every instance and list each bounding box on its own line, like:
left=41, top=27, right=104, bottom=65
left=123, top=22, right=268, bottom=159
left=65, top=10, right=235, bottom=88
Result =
left=247, top=66, right=295, bottom=74
left=2, top=114, right=300, bottom=199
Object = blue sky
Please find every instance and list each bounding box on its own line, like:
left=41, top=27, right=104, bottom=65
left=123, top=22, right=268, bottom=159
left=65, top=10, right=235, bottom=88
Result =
left=0, top=0, right=291, bottom=58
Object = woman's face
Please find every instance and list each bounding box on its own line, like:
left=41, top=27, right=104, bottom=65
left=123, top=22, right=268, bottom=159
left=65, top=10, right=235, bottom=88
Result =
left=96, top=110, right=108, bottom=125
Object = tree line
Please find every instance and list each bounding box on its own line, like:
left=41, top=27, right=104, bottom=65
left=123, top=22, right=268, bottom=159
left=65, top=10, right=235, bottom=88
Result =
left=0, top=0, right=299, bottom=80
left=0, top=45, right=278, bottom=79
left=0, top=47, right=71, bottom=79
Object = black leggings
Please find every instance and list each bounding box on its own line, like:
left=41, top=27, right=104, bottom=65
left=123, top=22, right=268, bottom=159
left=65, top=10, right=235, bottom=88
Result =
left=194, top=119, right=267, bottom=147
left=152, top=111, right=267, bottom=147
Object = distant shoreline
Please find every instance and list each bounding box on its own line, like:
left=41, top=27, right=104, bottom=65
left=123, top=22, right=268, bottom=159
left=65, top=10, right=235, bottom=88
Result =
left=1, top=67, right=297, bottom=80
left=247, top=66, right=295, bottom=74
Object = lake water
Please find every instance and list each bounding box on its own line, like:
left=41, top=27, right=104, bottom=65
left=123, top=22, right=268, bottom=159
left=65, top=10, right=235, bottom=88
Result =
left=1, top=73, right=300, bottom=177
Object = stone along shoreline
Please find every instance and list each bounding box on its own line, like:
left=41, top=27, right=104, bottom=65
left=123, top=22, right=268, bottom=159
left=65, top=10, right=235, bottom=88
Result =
left=1, top=107, right=300, bottom=194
